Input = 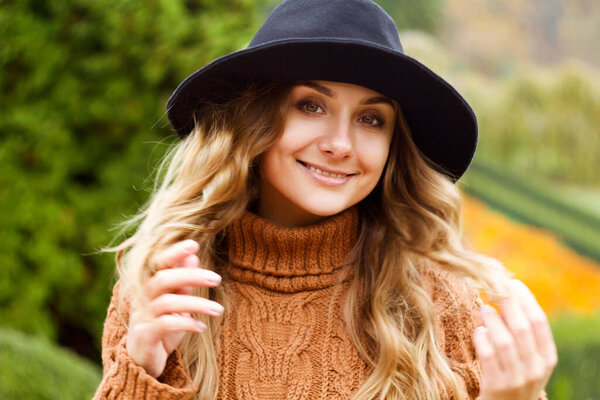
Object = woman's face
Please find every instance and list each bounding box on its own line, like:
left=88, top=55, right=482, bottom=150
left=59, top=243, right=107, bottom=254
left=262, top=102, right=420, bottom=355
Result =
left=258, top=80, right=396, bottom=227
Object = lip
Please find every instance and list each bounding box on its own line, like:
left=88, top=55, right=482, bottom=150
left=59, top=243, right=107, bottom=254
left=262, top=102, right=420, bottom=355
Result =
left=297, top=160, right=355, bottom=186
left=297, top=160, right=355, bottom=176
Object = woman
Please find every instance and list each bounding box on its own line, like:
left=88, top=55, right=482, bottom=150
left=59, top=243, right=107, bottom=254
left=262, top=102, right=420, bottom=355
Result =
left=94, top=1, right=557, bottom=399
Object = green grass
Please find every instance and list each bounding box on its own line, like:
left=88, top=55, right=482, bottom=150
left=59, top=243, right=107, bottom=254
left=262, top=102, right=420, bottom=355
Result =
left=0, top=327, right=102, bottom=400
left=547, top=313, right=600, bottom=400
left=552, top=184, right=600, bottom=219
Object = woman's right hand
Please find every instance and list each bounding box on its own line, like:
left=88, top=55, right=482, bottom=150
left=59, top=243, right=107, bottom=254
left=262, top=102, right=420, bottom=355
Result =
left=125, top=239, right=224, bottom=378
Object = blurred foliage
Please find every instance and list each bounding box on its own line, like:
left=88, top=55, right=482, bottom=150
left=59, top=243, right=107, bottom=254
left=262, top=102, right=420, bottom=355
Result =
left=374, top=0, right=443, bottom=33
left=0, top=327, right=101, bottom=399
left=461, top=159, right=600, bottom=262
left=546, top=313, right=600, bottom=400
left=0, top=0, right=271, bottom=360
left=473, top=63, right=600, bottom=186
left=401, top=31, right=600, bottom=188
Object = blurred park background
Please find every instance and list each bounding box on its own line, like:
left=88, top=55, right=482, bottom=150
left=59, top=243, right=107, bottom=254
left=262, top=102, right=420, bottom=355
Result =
left=1, top=0, right=599, bottom=398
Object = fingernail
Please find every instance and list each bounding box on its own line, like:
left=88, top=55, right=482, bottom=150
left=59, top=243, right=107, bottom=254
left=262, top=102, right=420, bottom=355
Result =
left=182, top=240, right=199, bottom=252
left=205, top=271, right=222, bottom=285
left=210, top=303, right=225, bottom=316
left=196, top=320, right=207, bottom=331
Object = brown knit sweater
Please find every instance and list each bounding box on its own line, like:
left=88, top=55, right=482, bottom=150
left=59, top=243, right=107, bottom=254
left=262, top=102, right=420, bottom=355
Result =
left=93, top=207, right=546, bottom=400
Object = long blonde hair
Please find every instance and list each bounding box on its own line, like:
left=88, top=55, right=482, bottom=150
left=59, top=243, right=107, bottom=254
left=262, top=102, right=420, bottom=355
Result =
left=101, top=79, right=511, bottom=399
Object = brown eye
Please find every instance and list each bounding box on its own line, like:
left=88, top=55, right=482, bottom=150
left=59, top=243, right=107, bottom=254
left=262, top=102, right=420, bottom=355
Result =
left=296, top=100, right=324, bottom=114
left=304, top=102, right=321, bottom=113
left=360, top=115, right=383, bottom=127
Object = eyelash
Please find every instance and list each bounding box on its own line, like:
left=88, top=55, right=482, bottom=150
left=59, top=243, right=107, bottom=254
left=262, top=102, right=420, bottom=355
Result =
left=295, top=100, right=386, bottom=128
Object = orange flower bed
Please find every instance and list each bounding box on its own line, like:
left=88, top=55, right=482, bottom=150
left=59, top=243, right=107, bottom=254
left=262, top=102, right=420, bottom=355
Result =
left=460, top=193, right=600, bottom=317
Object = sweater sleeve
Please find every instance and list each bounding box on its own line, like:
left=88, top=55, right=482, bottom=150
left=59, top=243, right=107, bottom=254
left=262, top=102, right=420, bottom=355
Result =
left=426, top=269, right=547, bottom=400
left=92, top=281, right=197, bottom=400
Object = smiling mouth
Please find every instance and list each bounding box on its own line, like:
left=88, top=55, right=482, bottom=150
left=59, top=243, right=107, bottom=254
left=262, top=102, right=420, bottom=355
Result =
left=297, top=160, right=355, bottom=178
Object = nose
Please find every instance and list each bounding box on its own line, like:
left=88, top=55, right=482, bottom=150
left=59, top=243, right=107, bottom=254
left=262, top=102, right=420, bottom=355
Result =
left=318, top=117, right=353, bottom=160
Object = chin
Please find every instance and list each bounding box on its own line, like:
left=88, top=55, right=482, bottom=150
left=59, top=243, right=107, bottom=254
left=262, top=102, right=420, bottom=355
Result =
left=299, top=199, right=356, bottom=218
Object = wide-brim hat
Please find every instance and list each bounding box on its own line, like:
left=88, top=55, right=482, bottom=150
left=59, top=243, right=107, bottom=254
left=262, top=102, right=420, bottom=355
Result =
left=166, top=0, right=477, bottom=182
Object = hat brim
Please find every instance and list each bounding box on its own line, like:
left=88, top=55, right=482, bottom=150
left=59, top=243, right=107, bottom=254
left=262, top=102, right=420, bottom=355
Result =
left=166, top=38, right=477, bottom=181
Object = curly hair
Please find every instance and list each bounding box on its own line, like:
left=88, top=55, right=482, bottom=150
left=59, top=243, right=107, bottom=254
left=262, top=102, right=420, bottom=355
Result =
left=100, top=79, right=511, bottom=399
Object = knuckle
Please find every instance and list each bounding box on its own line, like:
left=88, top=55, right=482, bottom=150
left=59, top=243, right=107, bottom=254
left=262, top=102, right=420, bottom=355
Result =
left=511, top=377, right=526, bottom=389
left=530, top=317, right=547, bottom=329
left=153, top=247, right=177, bottom=269
left=145, top=276, right=159, bottom=295
left=496, top=339, right=514, bottom=352
left=147, top=301, right=160, bottom=316
left=547, top=352, right=558, bottom=369
left=153, top=269, right=167, bottom=281
left=149, top=252, right=164, bottom=270
left=478, top=351, right=496, bottom=362
left=525, top=369, right=543, bottom=384
left=510, top=323, right=530, bottom=336
left=154, top=315, right=170, bottom=330
left=150, top=294, right=171, bottom=314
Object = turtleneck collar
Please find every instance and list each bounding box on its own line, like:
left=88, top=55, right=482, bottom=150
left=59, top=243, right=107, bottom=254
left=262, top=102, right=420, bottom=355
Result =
left=224, top=206, right=359, bottom=293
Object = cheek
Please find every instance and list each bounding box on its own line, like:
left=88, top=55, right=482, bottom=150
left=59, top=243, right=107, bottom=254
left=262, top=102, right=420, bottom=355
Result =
left=281, top=118, right=321, bottom=148
left=357, top=138, right=391, bottom=177
left=259, top=123, right=310, bottom=186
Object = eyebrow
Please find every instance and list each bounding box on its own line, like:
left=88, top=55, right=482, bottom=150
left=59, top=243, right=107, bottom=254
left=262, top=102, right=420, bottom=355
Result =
left=297, top=80, right=396, bottom=108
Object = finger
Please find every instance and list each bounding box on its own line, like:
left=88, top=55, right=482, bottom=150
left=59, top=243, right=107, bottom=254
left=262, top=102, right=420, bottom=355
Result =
left=152, top=240, right=199, bottom=271
left=497, top=283, right=538, bottom=371
left=153, top=314, right=207, bottom=333
left=479, top=304, right=523, bottom=378
left=131, top=314, right=207, bottom=345
left=510, top=280, right=558, bottom=368
left=473, top=326, right=503, bottom=391
left=177, top=253, right=199, bottom=296
left=146, top=265, right=222, bottom=299
left=150, top=294, right=225, bottom=318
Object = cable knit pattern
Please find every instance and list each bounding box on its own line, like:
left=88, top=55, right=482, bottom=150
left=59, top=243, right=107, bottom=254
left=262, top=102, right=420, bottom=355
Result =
left=218, top=207, right=367, bottom=399
left=93, top=206, right=547, bottom=400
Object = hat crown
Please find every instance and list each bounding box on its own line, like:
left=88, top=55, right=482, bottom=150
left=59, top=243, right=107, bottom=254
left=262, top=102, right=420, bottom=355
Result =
left=249, top=0, right=403, bottom=53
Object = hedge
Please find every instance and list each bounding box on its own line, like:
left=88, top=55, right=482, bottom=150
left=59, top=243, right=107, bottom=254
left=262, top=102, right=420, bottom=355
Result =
left=0, top=327, right=102, bottom=400
left=0, top=0, right=273, bottom=361
left=471, top=62, right=600, bottom=187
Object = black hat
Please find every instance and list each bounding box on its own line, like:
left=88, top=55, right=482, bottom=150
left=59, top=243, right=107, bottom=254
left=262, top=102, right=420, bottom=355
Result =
left=166, top=0, right=477, bottom=182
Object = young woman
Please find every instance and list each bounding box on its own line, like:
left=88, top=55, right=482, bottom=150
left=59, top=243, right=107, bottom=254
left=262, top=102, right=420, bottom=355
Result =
left=93, top=1, right=557, bottom=399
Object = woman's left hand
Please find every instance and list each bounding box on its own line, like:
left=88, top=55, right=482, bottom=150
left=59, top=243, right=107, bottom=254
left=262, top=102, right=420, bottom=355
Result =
left=473, top=279, right=558, bottom=400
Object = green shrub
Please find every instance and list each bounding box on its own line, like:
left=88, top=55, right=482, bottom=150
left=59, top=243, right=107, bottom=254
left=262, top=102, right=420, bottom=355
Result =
left=547, top=313, right=600, bottom=400
left=374, top=0, right=443, bottom=33
left=402, top=32, right=600, bottom=187
left=0, top=0, right=272, bottom=360
left=0, top=327, right=101, bottom=399
left=472, top=62, right=600, bottom=186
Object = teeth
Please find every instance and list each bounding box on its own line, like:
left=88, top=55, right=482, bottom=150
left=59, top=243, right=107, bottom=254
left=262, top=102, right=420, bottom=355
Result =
left=306, top=163, right=347, bottom=178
